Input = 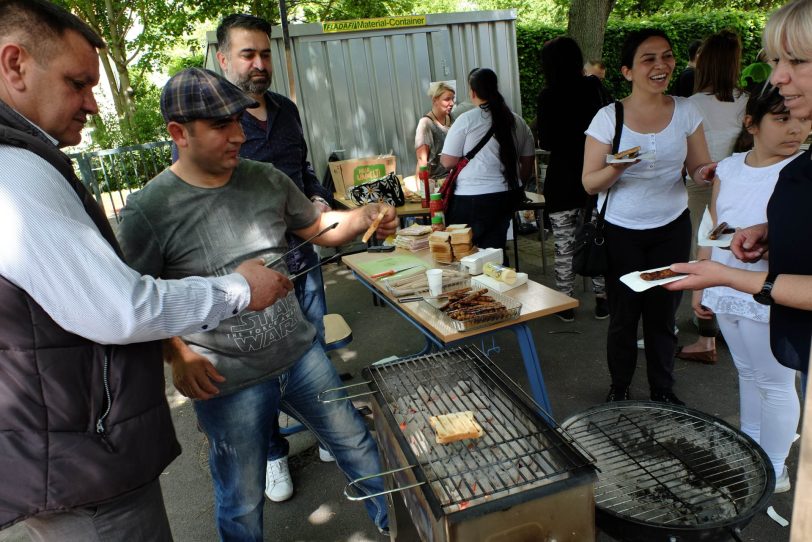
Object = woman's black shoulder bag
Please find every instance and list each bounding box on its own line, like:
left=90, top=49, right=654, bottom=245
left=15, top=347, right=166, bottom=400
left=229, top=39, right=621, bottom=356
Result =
left=572, top=102, right=623, bottom=277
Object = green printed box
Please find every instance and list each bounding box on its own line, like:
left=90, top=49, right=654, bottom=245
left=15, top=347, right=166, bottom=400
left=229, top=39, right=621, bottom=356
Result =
left=329, top=155, right=397, bottom=197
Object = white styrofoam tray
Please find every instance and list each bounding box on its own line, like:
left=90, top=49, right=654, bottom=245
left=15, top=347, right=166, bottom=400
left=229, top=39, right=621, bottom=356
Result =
left=697, top=206, right=734, bottom=248
left=620, top=265, right=688, bottom=293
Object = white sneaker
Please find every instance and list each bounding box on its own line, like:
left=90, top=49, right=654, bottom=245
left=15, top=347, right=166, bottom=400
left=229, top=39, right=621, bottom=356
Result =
left=318, top=447, right=335, bottom=462
left=775, top=467, right=791, bottom=493
left=637, top=326, right=679, bottom=350
left=265, top=457, right=294, bottom=502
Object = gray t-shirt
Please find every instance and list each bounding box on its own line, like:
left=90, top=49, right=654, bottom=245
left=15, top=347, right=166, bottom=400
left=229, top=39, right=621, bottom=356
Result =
left=117, top=159, right=321, bottom=395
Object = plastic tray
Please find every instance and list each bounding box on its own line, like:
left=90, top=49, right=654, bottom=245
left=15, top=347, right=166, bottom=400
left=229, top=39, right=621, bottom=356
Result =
left=421, top=285, right=522, bottom=331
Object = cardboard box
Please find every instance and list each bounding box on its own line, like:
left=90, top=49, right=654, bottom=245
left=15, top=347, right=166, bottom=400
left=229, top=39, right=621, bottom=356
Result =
left=329, top=155, right=397, bottom=198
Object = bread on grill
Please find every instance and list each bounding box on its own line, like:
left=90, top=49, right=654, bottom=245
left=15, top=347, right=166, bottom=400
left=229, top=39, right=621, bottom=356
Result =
left=429, top=411, right=484, bottom=444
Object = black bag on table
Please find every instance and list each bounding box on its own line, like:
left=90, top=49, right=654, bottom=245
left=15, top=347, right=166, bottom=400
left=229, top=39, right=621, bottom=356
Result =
left=572, top=102, right=623, bottom=277
left=348, top=172, right=405, bottom=207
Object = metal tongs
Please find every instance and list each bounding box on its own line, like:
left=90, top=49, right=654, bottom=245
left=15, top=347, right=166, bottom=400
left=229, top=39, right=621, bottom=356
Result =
left=264, top=222, right=339, bottom=270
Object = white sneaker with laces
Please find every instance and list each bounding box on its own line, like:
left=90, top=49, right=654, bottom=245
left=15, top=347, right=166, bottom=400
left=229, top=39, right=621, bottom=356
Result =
left=318, top=447, right=335, bottom=462
left=775, top=467, right=791, bottom=493
left=265, top=456, right=294, bottom=502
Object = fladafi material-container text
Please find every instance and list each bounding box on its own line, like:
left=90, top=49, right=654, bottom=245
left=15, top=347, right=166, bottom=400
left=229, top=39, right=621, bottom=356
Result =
left=322, top=15, right=427, bottom=33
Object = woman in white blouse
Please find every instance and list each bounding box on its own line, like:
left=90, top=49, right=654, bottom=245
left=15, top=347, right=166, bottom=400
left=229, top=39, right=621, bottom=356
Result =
left=582, top=28, right=714, bottom=405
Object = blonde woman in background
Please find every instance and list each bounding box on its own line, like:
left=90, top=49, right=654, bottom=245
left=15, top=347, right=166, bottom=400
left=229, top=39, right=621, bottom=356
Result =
left=415, top=81, right=455, bottom=180
left=679, top=30, right=749, bottom=363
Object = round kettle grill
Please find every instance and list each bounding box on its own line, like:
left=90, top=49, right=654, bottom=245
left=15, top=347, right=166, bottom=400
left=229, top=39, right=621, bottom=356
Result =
left=561, top=401, right=774, bottom=542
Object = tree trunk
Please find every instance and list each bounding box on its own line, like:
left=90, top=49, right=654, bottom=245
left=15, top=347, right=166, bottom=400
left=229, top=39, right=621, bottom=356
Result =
left=568, top=0, right=616, bottom=63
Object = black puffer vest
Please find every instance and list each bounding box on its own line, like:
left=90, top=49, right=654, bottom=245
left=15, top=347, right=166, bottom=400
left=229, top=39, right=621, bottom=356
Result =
left=0, top=104, right=180, bottom=528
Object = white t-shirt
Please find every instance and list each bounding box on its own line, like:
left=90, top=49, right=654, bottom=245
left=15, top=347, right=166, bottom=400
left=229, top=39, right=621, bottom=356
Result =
left=585, top=97, right=703, bottom=229
left=688, top=91, right=747, bottom=162
left=701, top=151, right=800, bottom=322
left=441, top=107, right=535, bottom=196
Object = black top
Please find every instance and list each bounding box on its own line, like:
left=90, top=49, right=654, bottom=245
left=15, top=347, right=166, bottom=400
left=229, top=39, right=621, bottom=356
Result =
left=537, top=75, right=612, bottom=213
left=673, top=66, right=695, bottom=98
left=767, top=146, right=812, bottom=372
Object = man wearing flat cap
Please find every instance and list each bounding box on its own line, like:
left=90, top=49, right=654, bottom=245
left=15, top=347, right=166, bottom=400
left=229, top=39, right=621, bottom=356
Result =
left=116, top=67, right=395, bottom=540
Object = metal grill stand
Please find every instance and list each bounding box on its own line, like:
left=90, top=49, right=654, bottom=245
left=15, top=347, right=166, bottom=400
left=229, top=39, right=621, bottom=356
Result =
left=355, top=346, right=597, bottom=542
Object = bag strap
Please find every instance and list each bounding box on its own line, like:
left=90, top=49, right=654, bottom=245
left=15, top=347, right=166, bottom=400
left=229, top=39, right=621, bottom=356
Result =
left=465, top=127, right=495, bottom=161
left=594, top=101, right=624, bottom=226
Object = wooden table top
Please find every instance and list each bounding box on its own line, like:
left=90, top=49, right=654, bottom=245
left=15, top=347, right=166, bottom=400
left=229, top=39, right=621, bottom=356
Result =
left=342, top=249, right=577, bottom=343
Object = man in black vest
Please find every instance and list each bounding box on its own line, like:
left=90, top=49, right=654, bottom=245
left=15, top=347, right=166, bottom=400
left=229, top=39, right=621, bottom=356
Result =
left=0, top=1, right=288, bottom=539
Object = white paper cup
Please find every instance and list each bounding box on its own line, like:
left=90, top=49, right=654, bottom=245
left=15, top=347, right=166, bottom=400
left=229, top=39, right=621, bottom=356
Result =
left=426, top=269, right=444, bottom=296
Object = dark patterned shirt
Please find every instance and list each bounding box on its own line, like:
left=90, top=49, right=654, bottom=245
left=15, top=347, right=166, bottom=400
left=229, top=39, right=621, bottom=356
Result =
left=240, top=91, right=333, bottom=274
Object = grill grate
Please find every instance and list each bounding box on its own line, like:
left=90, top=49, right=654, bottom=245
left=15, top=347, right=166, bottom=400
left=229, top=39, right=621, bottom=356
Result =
left=366, top=346, right=592, bottom=514
left=562, top=403, right=771, bottom=528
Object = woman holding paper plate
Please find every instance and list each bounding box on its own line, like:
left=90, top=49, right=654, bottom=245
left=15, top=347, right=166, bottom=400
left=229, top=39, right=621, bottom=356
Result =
left=582, top=28, right=715, bottom=405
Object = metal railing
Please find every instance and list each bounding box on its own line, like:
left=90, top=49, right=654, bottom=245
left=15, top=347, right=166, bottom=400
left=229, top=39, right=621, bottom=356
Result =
left=68, top=140, right=172, bottom=222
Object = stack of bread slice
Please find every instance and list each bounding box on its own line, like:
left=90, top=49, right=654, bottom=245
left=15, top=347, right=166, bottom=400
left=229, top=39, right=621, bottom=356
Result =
left=429, top=224, right=476, bottom=263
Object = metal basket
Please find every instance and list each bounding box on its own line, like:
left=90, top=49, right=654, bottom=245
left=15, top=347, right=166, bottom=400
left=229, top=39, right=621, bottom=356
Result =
left=421, top=286, right=522, bottom=331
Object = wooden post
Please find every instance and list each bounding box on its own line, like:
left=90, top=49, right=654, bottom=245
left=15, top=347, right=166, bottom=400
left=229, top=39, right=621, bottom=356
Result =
left=791, top=365, right=812, bottom=541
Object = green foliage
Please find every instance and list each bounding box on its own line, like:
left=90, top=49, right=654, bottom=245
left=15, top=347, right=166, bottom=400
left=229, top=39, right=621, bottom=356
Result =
left=613, top=0, right=782, bottom=20
left=90, top=77, right=167, bottom=150
left=166, top=53, right=205, bottom=76
left=517, top=10, right=767, bottom=122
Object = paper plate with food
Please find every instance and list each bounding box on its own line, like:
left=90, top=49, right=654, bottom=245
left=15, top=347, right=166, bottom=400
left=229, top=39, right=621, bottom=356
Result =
left=620, top=265, right=689, bottom=292
left=697, top=206, right=735, bottom=247
left=605, top=146, right=655, bottom=164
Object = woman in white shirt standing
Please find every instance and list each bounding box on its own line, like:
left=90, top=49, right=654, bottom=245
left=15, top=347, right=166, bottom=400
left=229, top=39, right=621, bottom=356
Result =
left=680, top=30, right=749, bottom=363
left=583, top=29, right=715, bottom=405
left=441, top=68, right=535, bottom=252
left=694, top=85, right=807, bottom=492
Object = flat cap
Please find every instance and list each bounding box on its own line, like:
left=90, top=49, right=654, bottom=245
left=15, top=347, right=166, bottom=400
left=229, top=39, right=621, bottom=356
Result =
left=160, top=68, right=258, bottom=123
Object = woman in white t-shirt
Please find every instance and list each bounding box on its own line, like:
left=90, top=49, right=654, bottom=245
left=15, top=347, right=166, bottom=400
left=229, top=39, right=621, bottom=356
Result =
left=680, top=30, right=749, bottom=362
left=694, top=86, right=807, bottom=492
left=441, top=68, right=535, bottom=252
left=582, top=29, right=715, bottom=405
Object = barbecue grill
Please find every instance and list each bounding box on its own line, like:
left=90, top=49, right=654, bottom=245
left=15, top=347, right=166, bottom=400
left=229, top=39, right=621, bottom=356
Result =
left=561, top=402, right=775, bottom=542
left=333, top=346, right=597, bottom=542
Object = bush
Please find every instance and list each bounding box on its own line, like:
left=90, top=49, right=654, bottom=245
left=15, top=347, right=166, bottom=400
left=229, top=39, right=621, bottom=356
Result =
left=518, top=10, right=767, bottom=122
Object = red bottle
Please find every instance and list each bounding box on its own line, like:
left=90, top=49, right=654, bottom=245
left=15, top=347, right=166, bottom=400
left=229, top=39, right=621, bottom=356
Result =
left=419, top=166, right=430, bottom=208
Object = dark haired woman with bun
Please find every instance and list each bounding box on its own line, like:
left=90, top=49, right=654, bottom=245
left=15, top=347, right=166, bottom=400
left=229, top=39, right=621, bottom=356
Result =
left=440, top=68, right=535, bottom=252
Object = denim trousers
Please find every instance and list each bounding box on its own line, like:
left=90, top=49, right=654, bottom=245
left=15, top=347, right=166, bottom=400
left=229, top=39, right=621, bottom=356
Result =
left=268, top=264, right=328, bottom=461
left=194, top=342, right=388, bottom=541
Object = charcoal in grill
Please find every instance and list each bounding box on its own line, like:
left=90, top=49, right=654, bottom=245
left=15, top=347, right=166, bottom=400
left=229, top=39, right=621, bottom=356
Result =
left=561, top=402, right=775, bottom=542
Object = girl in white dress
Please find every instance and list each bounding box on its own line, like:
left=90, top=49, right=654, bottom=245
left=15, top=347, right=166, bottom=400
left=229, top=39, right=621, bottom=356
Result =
left=694, top=84, right=809, bottom=492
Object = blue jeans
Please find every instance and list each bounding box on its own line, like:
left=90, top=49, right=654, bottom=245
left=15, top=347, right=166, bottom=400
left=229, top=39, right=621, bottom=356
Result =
left=268, top=264, right=328, bottom=460
left=194, top=342, right=387, bottom=541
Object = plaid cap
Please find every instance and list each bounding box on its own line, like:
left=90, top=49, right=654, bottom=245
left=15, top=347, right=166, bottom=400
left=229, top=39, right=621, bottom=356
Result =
left=160, top=68, right=259, bottom=123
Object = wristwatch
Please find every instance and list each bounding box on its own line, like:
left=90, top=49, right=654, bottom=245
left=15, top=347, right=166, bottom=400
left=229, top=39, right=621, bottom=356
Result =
left=753, top=272, right=778, bottom=305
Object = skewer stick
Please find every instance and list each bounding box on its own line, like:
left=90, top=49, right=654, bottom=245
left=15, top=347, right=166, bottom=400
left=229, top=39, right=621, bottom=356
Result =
left=362, top=205, right=388, bottom=243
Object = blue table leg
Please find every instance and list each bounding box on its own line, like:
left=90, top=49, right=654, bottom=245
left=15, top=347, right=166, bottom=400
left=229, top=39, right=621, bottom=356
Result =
left=511, top=324, right=552, bottom=415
